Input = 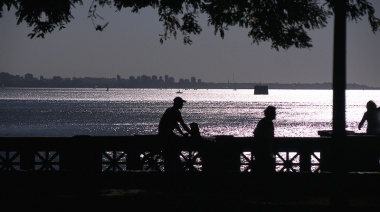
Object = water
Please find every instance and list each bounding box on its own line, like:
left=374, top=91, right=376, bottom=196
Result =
left=0, top=88, right=378, bottom=137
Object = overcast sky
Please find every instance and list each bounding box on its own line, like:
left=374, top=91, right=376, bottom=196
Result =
left=1, top=1, right=380, bottom=87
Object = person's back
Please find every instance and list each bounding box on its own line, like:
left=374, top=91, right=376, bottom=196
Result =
left=158, top=106, right=181, bottom=137
left=254, top=116, right=274, bottom=155
left=366, top=110, right=380, bottom=134
left=373, top=107, right=380, bottom=134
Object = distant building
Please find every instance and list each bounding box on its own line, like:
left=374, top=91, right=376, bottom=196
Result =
left=191, top=77, right=196, bottom=84
left=167, top=77, right=175, bottom=84
left=25, top=73, right=33, bottom=80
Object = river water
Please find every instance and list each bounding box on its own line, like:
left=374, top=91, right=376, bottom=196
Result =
left=0, top=88, right=378, bottom=137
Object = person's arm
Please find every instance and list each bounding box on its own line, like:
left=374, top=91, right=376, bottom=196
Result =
left=358, top=112, right=367, bottom=130
left=178, top=116, right=191, bottom=135
left=180, top=122, right=191, bottom=134
left=174, top=123, right=184, bottom=135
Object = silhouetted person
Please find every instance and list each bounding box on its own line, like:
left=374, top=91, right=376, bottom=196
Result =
left=189, top=122, right=201, bottom=138
left=358, top=100, right=380, bottom=135
left=159, top=97, right=191, bottom=172
left=253, top=106, right=276, bottom=173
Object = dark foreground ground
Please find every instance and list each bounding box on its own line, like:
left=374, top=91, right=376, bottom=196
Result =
left=1, top=172, right=380, bottom=211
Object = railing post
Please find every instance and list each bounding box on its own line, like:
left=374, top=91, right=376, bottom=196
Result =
left=20, top=141, right=35, bottom=171
left=319, top=140, right=332, bottom=172
left=60, top=136, right=102, bottom=172
left=127, top=151, right=143, bottom=170
left=299, top=149, right=312, bottom=172
left=203, top=136, right=240, bottom=172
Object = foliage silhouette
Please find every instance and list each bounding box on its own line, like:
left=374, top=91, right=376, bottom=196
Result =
left=1, top=0, right=379, bottom=50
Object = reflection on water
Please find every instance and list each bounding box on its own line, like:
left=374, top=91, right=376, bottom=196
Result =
left=0, top=88, right=378, bottom=137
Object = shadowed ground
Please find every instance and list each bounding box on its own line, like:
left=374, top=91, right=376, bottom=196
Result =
left=1, top=172, right=380, bottom=211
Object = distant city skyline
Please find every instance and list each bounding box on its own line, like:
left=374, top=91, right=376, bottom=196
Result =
left=0, top=70, right=377, bottom=86
left=2, top=72, right=202, bottom=83
left=1, top=71, right=376, bottom=90
left=1, top=2, right=380, bottom=87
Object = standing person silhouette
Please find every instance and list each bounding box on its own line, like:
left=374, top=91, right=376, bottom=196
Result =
left=358, top=100, right=380, bottom=135
left=253, top=106, right=276, bottom=173
left=158, top=97, right=191, bottom=172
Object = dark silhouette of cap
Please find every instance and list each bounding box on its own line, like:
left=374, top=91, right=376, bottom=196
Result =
left=174, top=97, right=186, bottom=103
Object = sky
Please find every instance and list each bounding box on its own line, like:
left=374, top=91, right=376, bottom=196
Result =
left=1, top=1, right=380, bottom=87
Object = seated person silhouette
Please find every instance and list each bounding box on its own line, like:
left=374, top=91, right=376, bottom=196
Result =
left=253, top=106, right=276, bottom=173
left=158, top=97, right=191, bottom=172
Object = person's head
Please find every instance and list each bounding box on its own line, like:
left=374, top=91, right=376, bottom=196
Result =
left=173, top=96, right=186, bottom=109
left=366, top=100, right=377, bottom=111
left=264, top=106, right=276, bottom=120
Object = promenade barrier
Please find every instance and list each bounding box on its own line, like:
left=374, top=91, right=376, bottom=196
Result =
left=0, top=134, right=379, bottom=173
left=1, top=135, right=380, bottom=210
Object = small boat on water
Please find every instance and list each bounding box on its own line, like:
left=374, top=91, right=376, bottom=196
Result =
left=254, top=85, right=269, bottom=95
left=176, top=89, right=183, bottom=94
